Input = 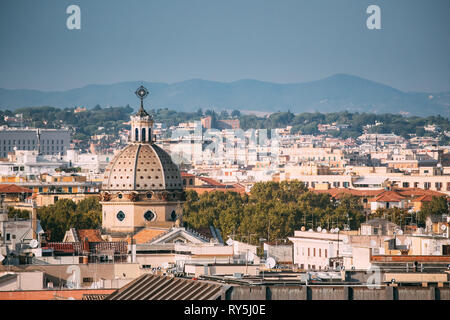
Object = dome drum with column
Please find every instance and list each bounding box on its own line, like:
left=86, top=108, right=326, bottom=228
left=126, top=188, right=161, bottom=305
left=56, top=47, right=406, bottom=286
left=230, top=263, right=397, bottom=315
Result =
left=100, top=86, right=184, bottom=235
left=99, top=190, right=185, bottom=203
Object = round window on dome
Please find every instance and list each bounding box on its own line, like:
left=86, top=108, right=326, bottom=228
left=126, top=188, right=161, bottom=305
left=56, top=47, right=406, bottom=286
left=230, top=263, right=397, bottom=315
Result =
left=118, top=193, right=123, bottom=199
left=117, top=211, right=125, bottom=221
left=144, top=210, right=155, bottom=221
left=146, top=193, right=152, bottom=199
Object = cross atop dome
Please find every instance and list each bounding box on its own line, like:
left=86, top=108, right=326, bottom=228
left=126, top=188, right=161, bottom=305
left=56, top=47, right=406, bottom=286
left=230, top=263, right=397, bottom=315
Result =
left=134, top=85, right=150, bottom=117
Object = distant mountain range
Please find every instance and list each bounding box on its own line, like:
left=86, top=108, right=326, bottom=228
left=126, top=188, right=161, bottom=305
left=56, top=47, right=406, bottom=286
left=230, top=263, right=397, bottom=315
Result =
left=1, top=74, right=449, bottom=117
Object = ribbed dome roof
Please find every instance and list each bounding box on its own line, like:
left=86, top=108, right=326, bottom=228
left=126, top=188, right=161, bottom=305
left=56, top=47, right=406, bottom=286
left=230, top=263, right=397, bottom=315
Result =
left=102, top=143, right=183, bottom=191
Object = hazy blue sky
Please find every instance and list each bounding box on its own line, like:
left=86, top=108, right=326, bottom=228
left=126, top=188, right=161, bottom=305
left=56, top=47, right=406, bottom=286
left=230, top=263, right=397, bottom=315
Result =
left=0, top=0, right=449, bottom=92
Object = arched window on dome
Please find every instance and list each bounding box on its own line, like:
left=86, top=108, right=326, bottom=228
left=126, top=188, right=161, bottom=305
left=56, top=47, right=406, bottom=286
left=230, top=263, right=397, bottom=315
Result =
left=117, top=211, right=125, bottom=221
left=141, top=128, right=146, bottom=142
left=144, top=210, right=155, bottom=221
left=135, top=128, right=139, bottom=142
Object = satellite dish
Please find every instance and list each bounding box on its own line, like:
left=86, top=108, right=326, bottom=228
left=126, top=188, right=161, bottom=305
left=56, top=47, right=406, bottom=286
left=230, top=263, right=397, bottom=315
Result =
left=397, top=229, right=403, bottom=235
left=322, top=229, right=327, bottom=233
left=441, top=225, right=447, bottom=231
left=265, top=257, right=276, bottom=269
left=335, top=228, right=340, bottom=233
left=308, top=229, right=313, bottom=232
left=317, top=227, right=322, bottom=232
left=29, top=239, right=39, bottom=248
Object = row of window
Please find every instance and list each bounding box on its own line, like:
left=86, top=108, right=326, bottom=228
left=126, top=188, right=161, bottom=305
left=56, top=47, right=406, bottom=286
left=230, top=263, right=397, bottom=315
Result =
left=297, top=247, right=328, bottom=258
left=135, top=128, right=151, bottom=142
left=402, top=182, right=448, bottom=191
left=299, top=156, right=343, bottom=161
left=331, top=181, right=350, bottom=188
left=304, top=181, right=450, bottom=191
left=115, top=210, right=177, bottom=222
left=0, top=139, right=65, bottom=145
left=307, top=181, right=350, bottom=188
left=298, top=264, right=324, bottom=271
left=2, top=146, right=65, bottom=151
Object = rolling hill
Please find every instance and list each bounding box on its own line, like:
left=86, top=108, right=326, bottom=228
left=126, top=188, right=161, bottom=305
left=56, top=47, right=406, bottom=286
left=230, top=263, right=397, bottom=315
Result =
left=0, top=74, right=449, bottom=117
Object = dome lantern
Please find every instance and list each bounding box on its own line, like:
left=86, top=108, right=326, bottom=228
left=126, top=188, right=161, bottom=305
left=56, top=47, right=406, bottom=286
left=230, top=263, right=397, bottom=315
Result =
left=131, top=85, right=153, bottom=143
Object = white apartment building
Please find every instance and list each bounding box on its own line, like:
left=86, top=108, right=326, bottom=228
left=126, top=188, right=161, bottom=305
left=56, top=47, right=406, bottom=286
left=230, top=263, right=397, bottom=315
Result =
left=0, top=150, right=68, bottom=176
left=289, top=220, right=450, bottom=272
left=289, top=229, right=346, bottom=271
left=0, top=127, right=71, bottom=158
left=66, top=149, right=113, bottom=174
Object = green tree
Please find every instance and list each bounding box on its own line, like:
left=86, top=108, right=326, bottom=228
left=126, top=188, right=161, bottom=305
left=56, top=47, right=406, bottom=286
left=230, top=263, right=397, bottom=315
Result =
left=38, top=197, right=102, bottom=242
left=418, top=196, right=449, bottom=226
left=7, top=207, right=30, bottom=220
left=182, top=180, right=368, bottom=246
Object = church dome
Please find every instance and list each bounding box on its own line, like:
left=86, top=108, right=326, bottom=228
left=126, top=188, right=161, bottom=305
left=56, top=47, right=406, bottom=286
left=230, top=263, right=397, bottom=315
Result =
left=102, top=85, right=183, bottom=193
left=100, top=86, right=184, bottom=236
left=102, top=143, right=183, bottom=192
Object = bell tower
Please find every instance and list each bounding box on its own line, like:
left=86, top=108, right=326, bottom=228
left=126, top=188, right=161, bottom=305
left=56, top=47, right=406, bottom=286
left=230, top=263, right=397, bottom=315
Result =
left=130, top=85, right=154, bottom=143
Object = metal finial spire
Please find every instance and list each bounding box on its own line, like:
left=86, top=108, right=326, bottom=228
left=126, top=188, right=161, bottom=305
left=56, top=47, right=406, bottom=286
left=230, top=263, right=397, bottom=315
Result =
left=134, top=86, right=150, bottom=117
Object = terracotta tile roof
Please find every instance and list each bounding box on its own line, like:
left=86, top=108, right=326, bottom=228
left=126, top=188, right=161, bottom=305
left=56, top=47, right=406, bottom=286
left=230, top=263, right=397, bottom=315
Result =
left=190, top=186, right=246, bottom=195
left=130, top=228, right=168, bottom=244
left=45, top=241, right=127, bottom=254
left=43, top=242, right=76, bottom=253
left=89, top=242, right=127, bottom=254
left=196, top=177, right=225, bottom=187
left=314, top=187, right=449, bottom=203
left=232, top=183, right=246, bottom=190
left=393, top=188, right=447, bottom=197
left=413, top=194, right=435, bottom=202
left=370, top=190, right=406, bottom=202
left=180, top=172, right=196, bottom=178
left=77, top=229, right=104, bottom=242
left=0, top=184, right=33, bottom=194
left=312, top=188, right=384, bottom=198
